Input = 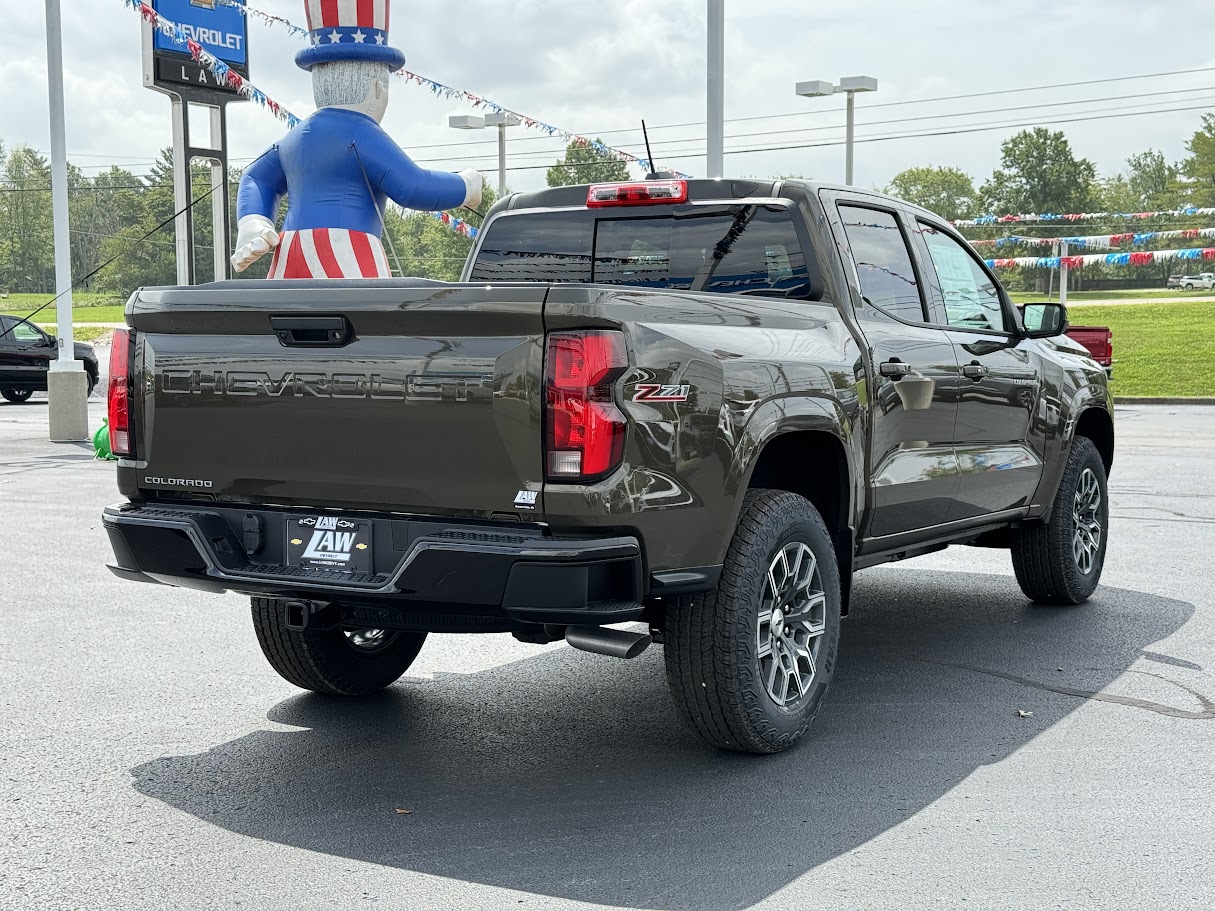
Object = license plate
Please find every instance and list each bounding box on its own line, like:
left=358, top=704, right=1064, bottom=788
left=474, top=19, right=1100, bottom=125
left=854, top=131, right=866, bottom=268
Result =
left=286, top=516, right=372, bottom=573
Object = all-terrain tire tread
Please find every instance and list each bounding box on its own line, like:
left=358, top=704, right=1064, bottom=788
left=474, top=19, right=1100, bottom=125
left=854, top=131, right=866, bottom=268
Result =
left=1010, top=436, right=1105, bottom=605
left=664, top=489, right=839, bottom=754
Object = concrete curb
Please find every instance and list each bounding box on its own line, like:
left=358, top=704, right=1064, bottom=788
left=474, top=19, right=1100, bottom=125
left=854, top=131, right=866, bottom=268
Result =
left=1115, top=397, right=1215, bottom=405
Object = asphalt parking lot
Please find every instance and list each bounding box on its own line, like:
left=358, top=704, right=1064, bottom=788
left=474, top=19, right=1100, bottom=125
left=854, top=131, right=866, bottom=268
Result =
left=2, top=398, right=1213, bottom=911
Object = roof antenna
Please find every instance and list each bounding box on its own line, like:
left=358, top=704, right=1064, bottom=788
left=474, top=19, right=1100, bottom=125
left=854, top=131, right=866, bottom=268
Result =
left=641, top=120, right=669, bottom=180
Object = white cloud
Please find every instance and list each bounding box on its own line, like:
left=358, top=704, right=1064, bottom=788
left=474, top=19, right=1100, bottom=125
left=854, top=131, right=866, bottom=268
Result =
left=4, top=0, right=1214, bottom=197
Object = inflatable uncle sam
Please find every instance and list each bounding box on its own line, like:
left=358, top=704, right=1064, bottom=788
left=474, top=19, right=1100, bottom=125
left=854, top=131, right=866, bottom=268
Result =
left=232, top=0, right=482, bottom=278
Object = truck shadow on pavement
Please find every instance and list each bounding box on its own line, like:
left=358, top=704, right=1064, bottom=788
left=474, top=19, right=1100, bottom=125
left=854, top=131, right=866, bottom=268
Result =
left=131, top=569, right=1199, bottom=910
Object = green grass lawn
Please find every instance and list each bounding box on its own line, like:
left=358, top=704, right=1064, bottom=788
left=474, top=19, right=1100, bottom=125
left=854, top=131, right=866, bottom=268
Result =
left=1, top=292, right=126, bottom=327
left=2, top=304, right=127, bottom=324
left=1068, top=301, right=1215, bottom=397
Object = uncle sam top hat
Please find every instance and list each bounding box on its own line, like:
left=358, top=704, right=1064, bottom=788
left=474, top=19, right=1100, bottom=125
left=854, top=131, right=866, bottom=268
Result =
left=296, top=0, right=406, bottom=72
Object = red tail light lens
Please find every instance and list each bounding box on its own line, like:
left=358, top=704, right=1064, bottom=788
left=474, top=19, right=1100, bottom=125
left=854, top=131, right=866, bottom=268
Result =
left=546, top=331, right=629, bottom=481
left=586, top=180, right=688, bottom=208
left=108, top=329, right=131, bottom=457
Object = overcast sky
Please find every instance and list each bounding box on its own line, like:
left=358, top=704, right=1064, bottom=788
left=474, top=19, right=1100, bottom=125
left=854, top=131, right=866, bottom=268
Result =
left=4, top=0, right=1215, bottom=204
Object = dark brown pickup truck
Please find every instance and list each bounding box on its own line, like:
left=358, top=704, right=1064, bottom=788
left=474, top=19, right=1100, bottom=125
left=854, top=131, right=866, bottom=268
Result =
left=103, top=178, right=1114, bottom=753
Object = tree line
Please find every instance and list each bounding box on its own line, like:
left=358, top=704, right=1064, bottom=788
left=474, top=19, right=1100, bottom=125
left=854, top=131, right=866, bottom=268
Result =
left=1, top=114, right=1212, bottom=299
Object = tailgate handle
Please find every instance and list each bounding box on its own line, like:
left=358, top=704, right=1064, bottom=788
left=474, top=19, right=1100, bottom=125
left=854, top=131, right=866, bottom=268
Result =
left=270, top=316, right=353, bottom=347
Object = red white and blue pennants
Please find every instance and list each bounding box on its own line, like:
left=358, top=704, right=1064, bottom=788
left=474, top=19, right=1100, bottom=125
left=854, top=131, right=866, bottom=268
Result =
left=956, top=207, right=1215, bottom=227
left=971, top=227, right=1215, bottom=250
left=987, top=247, right=1215, bottom=270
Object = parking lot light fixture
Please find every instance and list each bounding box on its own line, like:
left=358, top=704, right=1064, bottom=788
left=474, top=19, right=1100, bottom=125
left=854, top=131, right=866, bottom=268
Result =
left=796, top=75, right=879, bottom=186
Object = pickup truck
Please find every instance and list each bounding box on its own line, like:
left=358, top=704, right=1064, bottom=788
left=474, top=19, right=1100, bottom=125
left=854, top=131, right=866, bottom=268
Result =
left=102, top=178, right=1114, bottom=754
left=1064, top=325, right=1113, bottom=374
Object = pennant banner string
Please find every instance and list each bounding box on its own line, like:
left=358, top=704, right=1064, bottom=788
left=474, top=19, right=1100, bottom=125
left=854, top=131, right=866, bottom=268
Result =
left=987, top=246, right=1215, bottom=270
left=956, top=206, right=1215, bottom=228
left=970, top=226, right=1215, bottom=249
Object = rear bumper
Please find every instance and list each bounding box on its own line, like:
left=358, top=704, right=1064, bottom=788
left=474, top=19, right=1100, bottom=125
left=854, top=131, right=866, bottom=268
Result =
left=103, top=503, right=669, bottom=629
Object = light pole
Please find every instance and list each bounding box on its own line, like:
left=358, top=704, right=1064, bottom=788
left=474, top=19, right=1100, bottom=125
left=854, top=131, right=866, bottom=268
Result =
left=449, top=112, right=519, bottom=198
left=706, top=0, right=725, bottom=178
left=795, top=76, right=879, bottom=186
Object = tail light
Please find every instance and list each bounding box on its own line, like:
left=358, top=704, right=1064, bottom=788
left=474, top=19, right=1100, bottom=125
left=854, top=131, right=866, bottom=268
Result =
left=108, top=329, right=132, bottom=457
left=586, top=180, right=688, bottom=208
left=545, top=331, right=629, bottom=481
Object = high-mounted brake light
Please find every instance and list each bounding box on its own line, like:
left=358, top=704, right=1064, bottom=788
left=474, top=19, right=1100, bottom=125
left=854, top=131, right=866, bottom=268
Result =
left=545, top=331, right=629, bottom=481
left=107, top=328, right=131, bottom=457
left=586, top=180, right=688, bottom=208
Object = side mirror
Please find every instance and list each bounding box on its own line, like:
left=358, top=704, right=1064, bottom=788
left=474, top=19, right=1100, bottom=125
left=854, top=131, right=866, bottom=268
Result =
left=39, top=333, right=57, bottom=348
left=1020, top=302, right=1069, bottom=339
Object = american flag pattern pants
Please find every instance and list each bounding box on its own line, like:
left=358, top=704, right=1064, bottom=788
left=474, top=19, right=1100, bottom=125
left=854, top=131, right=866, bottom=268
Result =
left=267, top=228, right=391, bottom=279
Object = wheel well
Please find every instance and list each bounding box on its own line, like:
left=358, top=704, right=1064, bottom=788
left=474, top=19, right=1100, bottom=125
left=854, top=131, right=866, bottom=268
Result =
left=746, top=431, right=853, bottom=611
left=1075, top=408, right=1114, bottom=474
left=747, top=431, right=849, bottom=531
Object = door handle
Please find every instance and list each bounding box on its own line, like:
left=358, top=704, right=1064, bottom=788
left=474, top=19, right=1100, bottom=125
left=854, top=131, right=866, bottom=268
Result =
left=270, top=316, right=354, bottom=347
left=879, top=360, right=914, bottom=379
left=962, top=362, right=988, bottom=380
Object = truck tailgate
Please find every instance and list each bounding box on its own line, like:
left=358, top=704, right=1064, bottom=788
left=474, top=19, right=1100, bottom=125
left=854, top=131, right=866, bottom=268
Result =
left=128, top=282, right=547, bottom=517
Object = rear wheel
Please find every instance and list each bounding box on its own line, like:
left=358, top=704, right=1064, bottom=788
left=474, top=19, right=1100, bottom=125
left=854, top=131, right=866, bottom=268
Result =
left=1010, top=436, right=1109, bottom=605
left=664, top=489, right=842, bottom=754
left=250, top=597, right=427, bottom=695
left=1, top=387, right=34, bottom=404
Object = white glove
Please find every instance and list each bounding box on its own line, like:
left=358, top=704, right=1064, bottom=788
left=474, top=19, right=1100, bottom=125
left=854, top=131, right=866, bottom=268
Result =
left=458, top=169, right=484, bottom=210
left=231, top=214, right=280, bottom=273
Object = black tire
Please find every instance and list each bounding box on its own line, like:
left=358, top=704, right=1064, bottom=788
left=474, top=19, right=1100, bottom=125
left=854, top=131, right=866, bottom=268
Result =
left=1, top=387, right=34, bottom=404
left=1010, top=436, right=1109, bottom=605
left=86, top=372, right=97, bottom=398
left=250, top=597, right=427, bottom=695
left=1184, top=283, right=1194, bottom=291
left=664, top=489, right=842, bottom=754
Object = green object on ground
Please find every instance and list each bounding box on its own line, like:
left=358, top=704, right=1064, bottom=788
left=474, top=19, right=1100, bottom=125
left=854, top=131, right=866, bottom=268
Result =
left=93, top=420, right=116, bottom=462
left=1068, top=301, right=1215, bottom=397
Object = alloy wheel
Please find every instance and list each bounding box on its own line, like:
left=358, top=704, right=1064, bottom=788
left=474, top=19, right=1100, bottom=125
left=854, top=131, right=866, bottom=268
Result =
left=757, top=541, right=827, bottom=707
left=1072, top=467, right=1103, bottom=575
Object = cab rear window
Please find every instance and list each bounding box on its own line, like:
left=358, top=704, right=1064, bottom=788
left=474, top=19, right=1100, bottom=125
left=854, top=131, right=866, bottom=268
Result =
left=470, top=206, right=822, bottom=299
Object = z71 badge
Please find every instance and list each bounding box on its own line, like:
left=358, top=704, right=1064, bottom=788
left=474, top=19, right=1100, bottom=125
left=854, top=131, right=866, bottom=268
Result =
left=631, top=384, right=691, bottom=403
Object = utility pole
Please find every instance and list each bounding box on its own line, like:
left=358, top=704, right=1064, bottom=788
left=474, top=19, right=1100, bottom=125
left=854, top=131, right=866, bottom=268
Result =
left=706, top=0, right=725, bottom=178
left=43, top=0, right=88, bottom=442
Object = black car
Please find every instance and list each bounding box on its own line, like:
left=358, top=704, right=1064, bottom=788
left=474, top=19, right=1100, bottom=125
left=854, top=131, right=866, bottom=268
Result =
left=0, top=315, right=99, bottom=403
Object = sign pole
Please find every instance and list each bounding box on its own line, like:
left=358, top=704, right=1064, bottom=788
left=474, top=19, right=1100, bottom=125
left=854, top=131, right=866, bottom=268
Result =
left=171, top=97, right=195, bottom=285
left=210, top=105, right=230, bottom=282
left=43, top=0, right=88, bottom=442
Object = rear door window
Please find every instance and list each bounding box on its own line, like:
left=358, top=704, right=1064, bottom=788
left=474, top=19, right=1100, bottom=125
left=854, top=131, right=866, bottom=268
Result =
left=836, top=206, right=927, bottom=322
left=471, top=206, right=818, bottom=299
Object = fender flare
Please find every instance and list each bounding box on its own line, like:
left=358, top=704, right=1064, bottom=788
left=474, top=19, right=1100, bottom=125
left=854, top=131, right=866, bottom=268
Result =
left=717, top=394, right=858, bottom=562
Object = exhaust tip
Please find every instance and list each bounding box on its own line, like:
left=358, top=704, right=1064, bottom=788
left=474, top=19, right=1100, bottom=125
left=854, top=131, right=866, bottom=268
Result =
left=564, top=625, right=652, bottom=660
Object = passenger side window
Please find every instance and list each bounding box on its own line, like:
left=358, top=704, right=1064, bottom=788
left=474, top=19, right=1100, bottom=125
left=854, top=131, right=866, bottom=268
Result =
left=837, top=206, right=926, bottom=322
left=918, top=222, right=1009, bottom=332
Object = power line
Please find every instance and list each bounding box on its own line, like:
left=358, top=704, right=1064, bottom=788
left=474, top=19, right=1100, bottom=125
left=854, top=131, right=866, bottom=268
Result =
left=567, top=64, right=1215, bottom=138
left=621, top=86, right=1215, bottom=154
